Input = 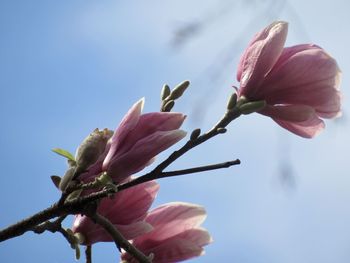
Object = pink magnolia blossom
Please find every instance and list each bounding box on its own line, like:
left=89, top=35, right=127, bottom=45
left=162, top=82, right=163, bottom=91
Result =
left=72, top=179, right=159, bottom=244
left=237, top=21, right=341, bottom=138
left=121, top=202, right=212, bottom=263
left=80, top=98, right=186, bottom=183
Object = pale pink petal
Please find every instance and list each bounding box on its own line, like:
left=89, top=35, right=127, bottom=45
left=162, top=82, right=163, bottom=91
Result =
left=115, top=222, right=153, bottom=240
left=239, top=21, right=288, bottom=96
left=259, top=105, right=315, bottom=122
left=138, top=202, right=207, bottom=242
left=103, top=98, right=144, bottom=170
left=273, top=115, right=325, bottom=138
left=122, top=229, right=212, bottom=263
left=259, top=47, right=340, bottom=100
left=107, top=130, right=187, bottom=183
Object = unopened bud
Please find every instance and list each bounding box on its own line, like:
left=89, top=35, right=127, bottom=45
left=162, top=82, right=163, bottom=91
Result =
left=190, top=128, right=201, bottom=140
left=163, top=100, right=175, bottom=112
left=75, top=128, right=113, bottom=175
left=169, top=80, right=190, bottom=100
left=227, top=93, right=238, bottom=110
left=161, top=84, right=171, bottom=101
left=239, top=100, right=266, bottom=115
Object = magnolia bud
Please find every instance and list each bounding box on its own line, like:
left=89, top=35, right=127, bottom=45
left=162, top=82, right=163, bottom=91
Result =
left=239, top=100, right=266, bottom=115
left=161, top=84, right=171, bottom=100
left=163, top=100, right=175, bottom=112
left=75, top=128, right=113, bottom=175
left=169, top=80, right=190, bottom=100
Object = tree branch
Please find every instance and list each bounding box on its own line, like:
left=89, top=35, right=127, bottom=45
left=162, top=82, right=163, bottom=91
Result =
left=0, top=108, right=242, bottom=243
left=89, top=213, right=152, bottom=263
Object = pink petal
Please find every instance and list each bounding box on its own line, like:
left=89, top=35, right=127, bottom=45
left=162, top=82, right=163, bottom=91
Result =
left=103, top=98, right=144, bottom=170
left=122, top=229, right=212, bottom=263
left=239, top=21, right=288, bottom=96
left=116, top=112, right=186, bottom=156
left=273, top=115, right=325, bottom=138
left=107, top=130, right=186, bottom=183
left=73, top=218, right=152, bottom=245
left=98, top=180, right=160, bottom=224
left=259, top=105, right=316, bottom=122
left=139, top=202, right=207, bottom=242
left=259, top=46, right=340, bottom=106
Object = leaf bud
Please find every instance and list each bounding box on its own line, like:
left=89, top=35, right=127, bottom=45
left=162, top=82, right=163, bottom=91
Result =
left=190, top=128, right=201, bottom=140
left=227, top=93, right=238, bottom=110
left=217, top=127, right=227, bottom=134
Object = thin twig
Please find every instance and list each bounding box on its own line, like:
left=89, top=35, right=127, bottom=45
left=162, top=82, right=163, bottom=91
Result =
left=119, top=159, right=240, bottom=190
left=90, top=213, right=152, bottom=263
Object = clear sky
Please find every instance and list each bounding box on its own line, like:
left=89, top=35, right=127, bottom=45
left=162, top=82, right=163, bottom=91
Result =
left=1, top=1, right=349, bottom=262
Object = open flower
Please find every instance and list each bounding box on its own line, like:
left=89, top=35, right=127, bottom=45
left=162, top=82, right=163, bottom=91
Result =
left=237, top=21, right=341, bottom=138
left=80, top=98, right=186, bottom=183
left=121, top=202, right=212, bottom=263
left=72, top=179, right=159, bottom=244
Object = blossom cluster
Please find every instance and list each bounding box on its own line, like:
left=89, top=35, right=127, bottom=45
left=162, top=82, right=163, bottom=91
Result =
left=69, top=21, right=341, bottom=262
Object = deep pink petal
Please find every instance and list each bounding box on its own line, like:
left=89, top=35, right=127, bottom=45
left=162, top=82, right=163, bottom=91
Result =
left=103, top=98, right=144, bottom=170
left=115, top=112, right=186, bottom=156
left=98, top=180, right=159, bottom=224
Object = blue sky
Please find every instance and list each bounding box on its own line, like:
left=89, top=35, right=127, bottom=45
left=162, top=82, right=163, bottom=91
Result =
left=1, top=1, right=350, bottom=262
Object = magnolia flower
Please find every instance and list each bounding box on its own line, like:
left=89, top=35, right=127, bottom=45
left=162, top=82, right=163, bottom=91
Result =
left=121, top=202, right=212, bottom=263
left=237, top=21, right=341, bottom=138
left=80, top=98, right=186, bottom=183
left=72, top=179, right=159, bottom=244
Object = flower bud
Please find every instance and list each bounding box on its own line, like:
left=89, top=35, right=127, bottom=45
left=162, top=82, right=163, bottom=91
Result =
left=169, top=80, right=190, bottom=100
left=160, top=84, right=171, bottom=100
left=75, top=128, right=113, bottom=176
left=163, top=100, right=175, bottom=112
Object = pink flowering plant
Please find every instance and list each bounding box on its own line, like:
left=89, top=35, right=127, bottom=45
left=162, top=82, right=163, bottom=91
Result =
left=0, top=21, right=341, bottom=262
